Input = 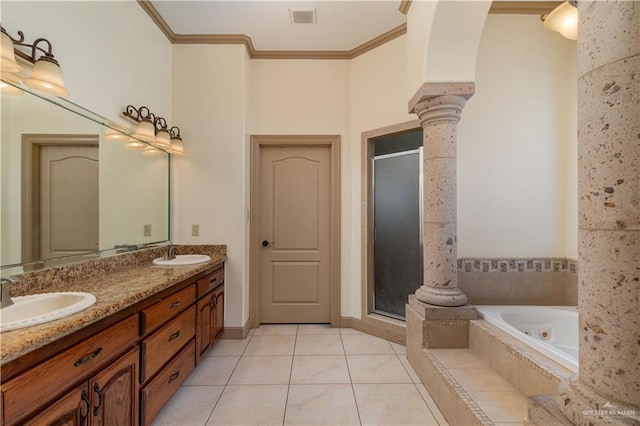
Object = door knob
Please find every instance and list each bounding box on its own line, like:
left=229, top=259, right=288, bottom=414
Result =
left=262, top=240, right=272, bottom=247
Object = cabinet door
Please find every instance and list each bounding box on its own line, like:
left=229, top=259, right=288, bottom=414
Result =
left=89, top=348, right=139, bottom=426
left=23, top=384, right=90, bottom=426
left=212, top=285, right=225, bottom=341
left=195, top=295, right=214, bottom=364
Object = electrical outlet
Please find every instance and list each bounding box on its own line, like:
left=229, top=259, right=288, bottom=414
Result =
left=192, top=224, right=200, bottom=237
left=143, top=224, right=151, bottom=236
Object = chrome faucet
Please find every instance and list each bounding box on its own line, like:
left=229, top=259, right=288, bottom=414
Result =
left=1, top=278, right=15, bottom=309
left=164, top=245, right=177, bottom=261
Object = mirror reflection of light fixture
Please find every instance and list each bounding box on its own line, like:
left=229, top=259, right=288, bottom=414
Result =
left=0, top=72, right=24, bottom=96
left=122, top=105, right=185, bottom=155
left=124, top=138, right=146, bottom=150
left=0, top=25, right=70, bottom=96
left=542, top=1, right=578, bottom=40
left=104, top=126, right=129, bottom=143
left=142, top=146, right=162, bottom=156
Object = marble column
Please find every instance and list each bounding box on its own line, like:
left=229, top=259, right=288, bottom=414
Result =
left=409, top=83, right=475, bottom=307
left=557, top=2, right=640, bottom=424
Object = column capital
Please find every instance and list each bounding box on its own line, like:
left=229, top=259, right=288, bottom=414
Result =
left=408, top=82, right=475, bottom=114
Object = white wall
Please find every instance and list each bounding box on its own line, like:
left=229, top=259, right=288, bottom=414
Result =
left=1, top=1, right=172, bottom=124
left=457, top=14, right=578, bottom=258
left=1, top=1, right=173, bottom=267
left=172, top=45, right=249, bottom=327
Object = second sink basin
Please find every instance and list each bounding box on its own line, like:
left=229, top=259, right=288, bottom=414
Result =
left=152, top=254, right=211, bottom=266
left=1, top=292, right=97, bottom=332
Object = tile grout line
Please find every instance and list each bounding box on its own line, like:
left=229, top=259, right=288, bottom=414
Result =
left=281, top=325, right=298, bottom=425
left=395, top=349, right=445, bottom=426
left=202, top=332, right=255, bottom=425
left=340, top=328, right=363, bottom=426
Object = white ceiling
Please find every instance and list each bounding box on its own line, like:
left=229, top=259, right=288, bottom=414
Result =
left=150, top=1, right=407, bottom=51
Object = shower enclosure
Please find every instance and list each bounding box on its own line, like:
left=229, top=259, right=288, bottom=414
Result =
left=372, top=130, right=423, bottom=319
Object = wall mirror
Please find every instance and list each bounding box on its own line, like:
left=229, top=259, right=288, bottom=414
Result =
left=1, top=81, right=170, bottom=275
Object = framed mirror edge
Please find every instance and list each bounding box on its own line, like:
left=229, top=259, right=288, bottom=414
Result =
left=1, top=78, right=173, bottom=275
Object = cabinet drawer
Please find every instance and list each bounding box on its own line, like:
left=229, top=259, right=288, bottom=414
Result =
left=2, top=315, right=138, bottom=426
left=141, top=339, right=195, bottom=426
left=142, top=284, right=195, bottom=335
left=141, top=306, right=195, bottom=383
left=196, top=267, right=224, bottom=298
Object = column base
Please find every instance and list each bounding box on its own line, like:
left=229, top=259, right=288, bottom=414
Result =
left=415, top=285, right=468, bottom=307
left=557, top=378, right=640, bottom=426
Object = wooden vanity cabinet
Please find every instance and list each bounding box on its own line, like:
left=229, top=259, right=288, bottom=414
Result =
left=195, top=267, right=225, bottom=364
left=2, top=315, right=139, bottom=426
left=1, top=263, right=225, bottom=426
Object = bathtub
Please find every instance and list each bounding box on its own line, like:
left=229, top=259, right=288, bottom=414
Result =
left=476, top=305, right=578, bottom=372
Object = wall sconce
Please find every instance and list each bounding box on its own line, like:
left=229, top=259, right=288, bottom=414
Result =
left=0, top=25, right=70, bottom=96
left=541, top=1, right=578, bottom=40
left=122, top=105, right=186, bottom=155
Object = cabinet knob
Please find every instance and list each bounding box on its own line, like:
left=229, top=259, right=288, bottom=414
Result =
left=262, top=240, right=273, bottom=247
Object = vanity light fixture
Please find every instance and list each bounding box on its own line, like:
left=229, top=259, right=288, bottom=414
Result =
left=0, top=25, right=70, bottom=96
left=124, top=138, right=146, bottom=151
left=169, top=127, right=185, bottom=156
left=122, top=105, right=185, bottom=155
left=541, top=1, right=578, bottom=40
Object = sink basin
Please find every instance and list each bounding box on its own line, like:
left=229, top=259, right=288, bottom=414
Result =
left=152, top=254, right=211, bottom=266
left=0, top=292, right=97, bottom=332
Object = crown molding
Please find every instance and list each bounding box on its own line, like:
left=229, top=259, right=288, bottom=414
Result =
left=399, top=1, right=562, bottom=16
left=489, top=1, right=562, bottom=14
left=138, top=0, right=405, bottom=60
left=399, top=0, right=412, bottom=15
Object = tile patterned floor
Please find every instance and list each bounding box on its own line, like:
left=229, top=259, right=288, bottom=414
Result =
left=152, top=325, right=448, bottom=426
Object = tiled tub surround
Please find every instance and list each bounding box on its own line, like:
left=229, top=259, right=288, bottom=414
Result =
left=0, top=245, right=226, bottom=364
left=407, top=300, right=575, bottom=425
left=457, top=257, right=578, bottom=306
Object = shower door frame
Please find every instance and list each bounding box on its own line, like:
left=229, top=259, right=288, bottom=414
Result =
left=360, top=120, right=422, bottom=343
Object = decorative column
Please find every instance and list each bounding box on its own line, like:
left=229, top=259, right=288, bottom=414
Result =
left=409, top=83, right=475, bottom=307
left=557, top=1, right=640, bottom=424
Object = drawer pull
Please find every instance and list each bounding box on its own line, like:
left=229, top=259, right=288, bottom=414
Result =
left=168, top=371, right=180, bottom=384
left=74, top=347, right=103, bottom=367
left=81, top=390, right=90, bottom=426
left=168, top=331, right=181, bottom=342
left=169, top=300, right=181, bottom=310
left=93, top=383, right=103, bottom=416
left=210, top=277, right=217, bottom=284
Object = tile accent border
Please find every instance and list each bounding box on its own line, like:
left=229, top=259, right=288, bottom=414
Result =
left=458, top=257, right=578, bottom=274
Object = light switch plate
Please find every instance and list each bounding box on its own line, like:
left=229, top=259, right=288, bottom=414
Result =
left=192, top=224, right=199, bottom=237
left=143, top=224, right=151, bottom=236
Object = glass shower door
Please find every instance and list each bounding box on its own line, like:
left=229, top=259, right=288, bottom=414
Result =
left=373, top=148, right=423, bottom=319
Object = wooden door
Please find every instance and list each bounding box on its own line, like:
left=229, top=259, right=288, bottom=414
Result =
left=195, top=295, right=213, bottom=364
left=213, top=285, right=224, bottom=340
left=258, top=145, right=332, bottom=323
left=23, top=384, right=89, bottom=426
left=89, top=349, right=138, bottom=426
left=39, top=145, right=99, bottom=260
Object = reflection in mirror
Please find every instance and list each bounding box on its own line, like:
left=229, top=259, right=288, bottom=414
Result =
left=1, top=83, right=170, bottom=273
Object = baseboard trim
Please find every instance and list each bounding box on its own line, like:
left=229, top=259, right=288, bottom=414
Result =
left=221, top=319, right=251, bottom=339
left=340, top=315, right=406, bottom=345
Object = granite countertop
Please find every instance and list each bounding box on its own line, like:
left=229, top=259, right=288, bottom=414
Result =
left=1, top=248, right=226, bottom=365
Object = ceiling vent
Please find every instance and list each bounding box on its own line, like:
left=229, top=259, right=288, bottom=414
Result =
left=289, top=7, right=316, bottom=24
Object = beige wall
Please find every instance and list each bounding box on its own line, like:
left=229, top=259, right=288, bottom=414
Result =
left=457, top=15, right=578, bottom=258
left=171, top=15, right=577, bottom=326
left=172, top=45, right=249, bottom=327
left=349, top=36, right=415, bottom=317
